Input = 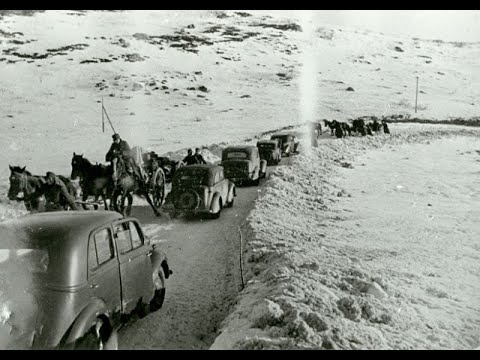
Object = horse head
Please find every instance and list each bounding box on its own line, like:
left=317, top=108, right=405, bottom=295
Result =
left=8, top=167, right=29, bottom=200
left=71, top=152, right=87, bottom=180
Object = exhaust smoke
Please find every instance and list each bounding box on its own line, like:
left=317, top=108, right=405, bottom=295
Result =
left=297, top=11, right=319, bottom=155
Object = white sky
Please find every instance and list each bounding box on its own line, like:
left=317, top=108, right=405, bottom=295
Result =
left=251, top=10, right=480, bottom=42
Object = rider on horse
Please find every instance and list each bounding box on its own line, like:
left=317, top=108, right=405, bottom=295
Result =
left=106, top=133, right=144, bottom=183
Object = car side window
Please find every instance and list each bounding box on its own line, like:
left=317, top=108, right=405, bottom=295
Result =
left=88, top=239, right=97, bottom=271
left=114, top=223, right=132, bottom=254
left=130, top=222, right=144, bottom=249
left=93, top=229, right=114, bottom=266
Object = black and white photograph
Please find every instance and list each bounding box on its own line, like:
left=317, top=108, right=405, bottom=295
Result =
left=0, top=9, right=479, bottom=350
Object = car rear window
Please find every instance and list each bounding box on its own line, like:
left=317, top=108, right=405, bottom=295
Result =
left=272, top=136, right=289, bottom=142
left=258, top=143, right=275, bottom=149
left=174, top=169, right=209, bottom=186
left=225, top=152, right=247, bottom=159
left=0, top=249, right=49, bottom=273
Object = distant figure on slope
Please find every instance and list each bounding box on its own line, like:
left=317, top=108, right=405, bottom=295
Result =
left=366, top=123, right=373, bottom=136
left=194, top=148, right=207, bottom=164
left=334, top=121, right=344, bottom=138
left=182, top=148, right=197, bottom=165
left=382, top=120, right=390, bottom=134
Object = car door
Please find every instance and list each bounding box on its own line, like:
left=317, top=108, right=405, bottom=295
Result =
left=112, top=220, right=154, bottom=314
left=88, top=227, right=122, bottom=313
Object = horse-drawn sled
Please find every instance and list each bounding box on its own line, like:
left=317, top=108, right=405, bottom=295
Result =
left=70, top=147, right=182, bottom=217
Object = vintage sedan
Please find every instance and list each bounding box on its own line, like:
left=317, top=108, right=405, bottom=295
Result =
left=170, top=164, right=236, bottom=219
left=221, top=146, right=267, bottom=186
left=0, top=211, right=172, bottom=350
left=256, top=139, right=281, bottom=165
left=270, top=133, right=300, bottom=157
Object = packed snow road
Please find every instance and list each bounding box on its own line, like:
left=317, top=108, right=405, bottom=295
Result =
left=116, top=158, right=293, bottom=349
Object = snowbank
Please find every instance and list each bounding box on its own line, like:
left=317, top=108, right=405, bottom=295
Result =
left=210, top=123, right=480, bottom=350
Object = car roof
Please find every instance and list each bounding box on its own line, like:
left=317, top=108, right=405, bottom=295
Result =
left=223, top=145, right=255, bottom=152
left=271, top=132, right=293, bottom=137
left=0, top=211, right=125, bottom=287
left=257, top=139, right=278, bottom=144
left=0, top=211, right=123, bottom=247
left=177, top=164, right=220, bottom=171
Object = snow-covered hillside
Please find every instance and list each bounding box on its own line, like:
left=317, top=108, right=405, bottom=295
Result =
left=211, top=124, right=480, bottom=350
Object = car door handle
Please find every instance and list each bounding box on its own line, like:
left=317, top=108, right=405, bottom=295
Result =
left=90, top=284, right=99, bottom=289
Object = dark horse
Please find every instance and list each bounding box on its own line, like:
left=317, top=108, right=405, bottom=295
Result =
left=8, top=166, right=78, bottom=212
left=111, top=155, right=160, bottom=217
left=324, top=120, right=337, bottom=136
left=8, top=166, right=46, bottom=212
left=71, top=153, right=114, bottom=210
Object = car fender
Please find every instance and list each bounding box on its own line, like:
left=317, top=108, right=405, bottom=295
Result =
left=228, top=182, right=236, bottom=198
left=226, top=183, right=236, bottom=203
left=64, top=299, right=110, bottom=345
left=252, top=165, right=259, bottom=179
left=260, top=160, right=267, bottom=174
left=210, top=192, right=222, bottom=213
left=150, top=247, right=171, bottom=279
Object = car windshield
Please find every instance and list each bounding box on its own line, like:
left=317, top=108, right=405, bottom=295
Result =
left=174, top=168, right=209, bottom=186
left=258, top=143, right=276, bottom=150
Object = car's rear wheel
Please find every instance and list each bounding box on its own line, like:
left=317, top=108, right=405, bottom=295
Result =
left=65, top=316, right=116, bottom=350
left=226, top=196, right=234, bottom=208
left=135, top=298, right=150, bottom=319
left=150, top=288, right=166, bottom=312
left=150, top=270, right=166, bottom=312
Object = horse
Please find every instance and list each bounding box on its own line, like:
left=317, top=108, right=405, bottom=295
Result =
left=341, top=122, right=352, bottom=137
left=8, top=166, right=46, bottom=212
left=352, top=119, right=367, bottom=136
left=111, top=155, right=160, bottom=217
left=324, top=120, right=336, bottom=136
left=8, top=166, right=80, bottom=212
left=71, top=153, right=114, bottom=210
left=371, top=119, right=382, bottom=133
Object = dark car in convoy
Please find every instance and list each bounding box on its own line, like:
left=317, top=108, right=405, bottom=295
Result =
left=0, top=211, right=172, bottom=350
left=270, top=133, right=300, bottom=157
left=256, top=139, right=281, bottom=165
left=221, top=146, right=267, bottom=186
left=169, top=164, right=236, bottom=219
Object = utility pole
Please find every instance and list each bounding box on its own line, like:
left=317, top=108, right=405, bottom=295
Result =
left=102, top=97, right=105, bottom=133
left=415, top=76, right=419, bottom=113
